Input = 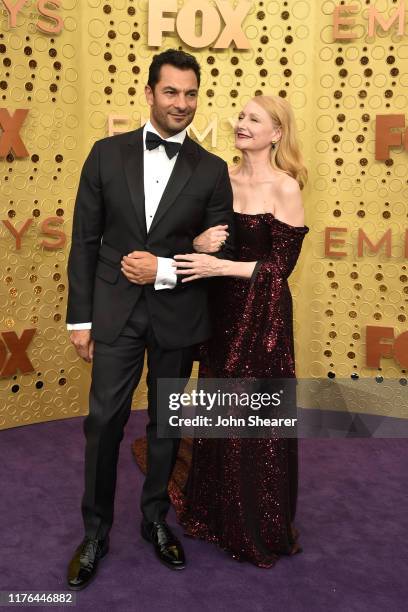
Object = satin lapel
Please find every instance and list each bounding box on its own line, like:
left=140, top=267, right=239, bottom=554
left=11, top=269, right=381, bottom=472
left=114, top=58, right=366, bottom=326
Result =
left=121, top=127, right=147, bottom=238
left=147, top=136, right=200, bottom=236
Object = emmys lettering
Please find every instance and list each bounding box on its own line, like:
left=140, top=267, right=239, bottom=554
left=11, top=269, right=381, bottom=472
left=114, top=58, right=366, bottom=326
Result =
left=375, top=115, right=408, bottom=161
left=0, top=330, right=36, bottom=378
left=366, top=326, right=408, bottom=368
left=1, top=0, right=63, bottom=34
left=148, top=0, right=252, bottom=49
left=333, top=1, right=405, bottom=40
left=2, top=218, right=67, bottom=251
left=324, top=227, right=408, bottom=259
left=109, top=114, right=235, bottom=147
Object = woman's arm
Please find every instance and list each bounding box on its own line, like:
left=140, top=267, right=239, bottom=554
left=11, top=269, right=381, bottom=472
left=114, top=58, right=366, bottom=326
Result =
left=173, top=255, right=256, bottom=282
left=273, top=177, right=305, bottom=226
left=174, top=182, right=306, bottom=282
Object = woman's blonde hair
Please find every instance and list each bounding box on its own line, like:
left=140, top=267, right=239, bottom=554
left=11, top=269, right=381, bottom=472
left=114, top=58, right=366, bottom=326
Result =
left=248, top=95, right=308, bottom=188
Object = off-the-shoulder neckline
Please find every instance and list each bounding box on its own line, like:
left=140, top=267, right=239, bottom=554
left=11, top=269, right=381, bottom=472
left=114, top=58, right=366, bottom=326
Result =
left=234, top=211, right=274, bottom=217
left=234, top=211, right=309, bottom=231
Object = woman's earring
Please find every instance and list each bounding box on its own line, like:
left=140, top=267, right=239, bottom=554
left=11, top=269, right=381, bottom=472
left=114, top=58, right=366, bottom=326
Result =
left=271, top=142, right=276, bottom=150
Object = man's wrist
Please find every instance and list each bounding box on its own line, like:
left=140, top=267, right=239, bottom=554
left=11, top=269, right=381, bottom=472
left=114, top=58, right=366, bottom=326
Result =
left=67, top=322, right=92, bottom=330
left=155, top=256, right=177, bottom=289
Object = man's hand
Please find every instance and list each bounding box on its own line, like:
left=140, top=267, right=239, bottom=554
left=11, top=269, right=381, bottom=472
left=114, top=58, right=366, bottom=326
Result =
left=193, top=225, right=229, bottom=253
left=121, top=251, right=158, bottom=284
left=69, top=330, right=94, bottom=363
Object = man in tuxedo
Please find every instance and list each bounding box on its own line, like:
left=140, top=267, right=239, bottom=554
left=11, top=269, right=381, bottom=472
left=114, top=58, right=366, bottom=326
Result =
left=66, top=49, right=234, bottom=588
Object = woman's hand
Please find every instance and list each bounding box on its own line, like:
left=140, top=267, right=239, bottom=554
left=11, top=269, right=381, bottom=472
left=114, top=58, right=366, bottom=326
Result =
left=173, top=253, right=225, bottom=282
left=193, top=225, right=229, bottom=253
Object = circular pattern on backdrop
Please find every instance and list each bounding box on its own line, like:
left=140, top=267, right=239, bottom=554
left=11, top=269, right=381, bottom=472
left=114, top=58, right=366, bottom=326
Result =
left=0, top=0, right=407, bottom=429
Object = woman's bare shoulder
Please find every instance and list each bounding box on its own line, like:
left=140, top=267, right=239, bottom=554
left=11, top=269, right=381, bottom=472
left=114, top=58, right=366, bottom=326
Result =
left=276, top=173, right=301, bottom=195
left=273, top=174, right=304, bottom=225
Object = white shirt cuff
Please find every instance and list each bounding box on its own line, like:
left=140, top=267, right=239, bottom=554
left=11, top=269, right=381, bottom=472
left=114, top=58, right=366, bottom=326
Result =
left=155, top=257, right=177, bottom=290
left=67, top=323, right=92, bottom=330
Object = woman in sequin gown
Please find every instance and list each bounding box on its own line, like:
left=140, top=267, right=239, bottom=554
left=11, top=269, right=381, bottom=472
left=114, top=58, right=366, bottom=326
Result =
left=132, top=95, right=309, bottom=568
left=171, top=95, right=309, bottom=568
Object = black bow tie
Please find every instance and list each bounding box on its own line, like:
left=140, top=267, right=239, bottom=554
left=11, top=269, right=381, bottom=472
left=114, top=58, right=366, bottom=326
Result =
left=145, top=131, right=182, bottom=159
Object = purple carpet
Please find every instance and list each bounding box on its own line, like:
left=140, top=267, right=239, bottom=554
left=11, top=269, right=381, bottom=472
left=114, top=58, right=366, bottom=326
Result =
left=0, top=411, right=407, bottom=611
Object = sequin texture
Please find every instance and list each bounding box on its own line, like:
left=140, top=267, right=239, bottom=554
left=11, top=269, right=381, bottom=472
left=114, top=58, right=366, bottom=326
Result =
left=132, top=212, right=309, bottom=568
left=176, top=213, right=308, bottom=567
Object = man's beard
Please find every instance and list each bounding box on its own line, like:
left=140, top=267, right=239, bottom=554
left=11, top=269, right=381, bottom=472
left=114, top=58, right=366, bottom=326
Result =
left=153, top=109, right=194, bottom=136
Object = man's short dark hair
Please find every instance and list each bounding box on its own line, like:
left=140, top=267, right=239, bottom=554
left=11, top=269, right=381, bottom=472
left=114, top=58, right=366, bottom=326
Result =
left=148, top=49, right=201, bottom=90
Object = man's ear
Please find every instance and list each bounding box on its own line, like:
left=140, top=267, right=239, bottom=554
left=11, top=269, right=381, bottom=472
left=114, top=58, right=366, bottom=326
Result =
left=145, top=85, right=154, bottom=107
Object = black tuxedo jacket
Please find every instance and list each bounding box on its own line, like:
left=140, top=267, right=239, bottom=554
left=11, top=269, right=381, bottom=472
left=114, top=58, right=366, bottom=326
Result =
left=66, top=126, right=235, bottom=348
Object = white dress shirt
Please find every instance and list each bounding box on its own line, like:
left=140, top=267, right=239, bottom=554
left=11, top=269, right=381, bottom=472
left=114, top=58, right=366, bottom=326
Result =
left=67, top=121, right=185, bottom=330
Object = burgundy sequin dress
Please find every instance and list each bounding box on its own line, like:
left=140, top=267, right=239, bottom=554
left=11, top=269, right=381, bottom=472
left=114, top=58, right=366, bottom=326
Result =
left=132, top=212, right=309, bottom=568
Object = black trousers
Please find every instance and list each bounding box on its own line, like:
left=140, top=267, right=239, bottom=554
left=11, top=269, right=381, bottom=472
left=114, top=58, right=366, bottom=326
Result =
left=81, top=295, right=195, bottom=539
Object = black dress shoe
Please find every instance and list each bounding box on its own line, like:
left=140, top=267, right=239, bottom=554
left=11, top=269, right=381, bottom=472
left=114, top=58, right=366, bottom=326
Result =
left=141, top=521, right=186, bottom=570
left=67, top=536, right=109, bottom=590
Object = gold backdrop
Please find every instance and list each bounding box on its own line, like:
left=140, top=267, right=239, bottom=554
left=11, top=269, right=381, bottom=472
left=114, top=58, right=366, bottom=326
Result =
left=1, top=0, right=407, bottom=429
